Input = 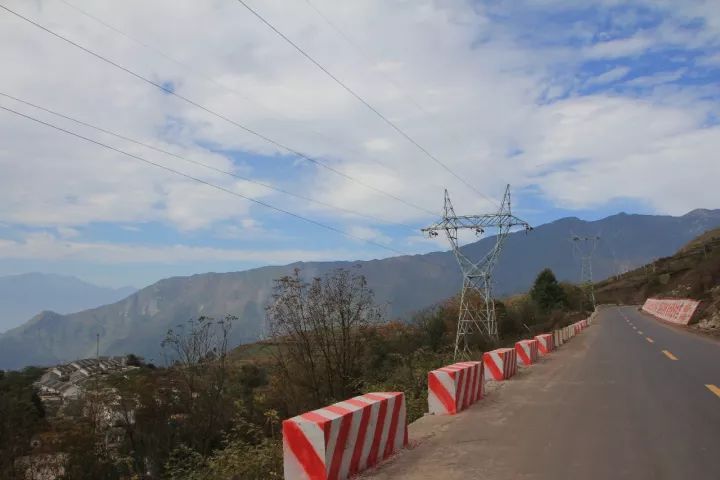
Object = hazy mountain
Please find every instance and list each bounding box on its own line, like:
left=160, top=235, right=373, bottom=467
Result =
left=1, top=209, right=719, bottom=370
left=0, top=273, right=135, bottom=333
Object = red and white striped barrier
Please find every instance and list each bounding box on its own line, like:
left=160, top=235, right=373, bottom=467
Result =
left=427, top=361, right=484, bottom=415
left=553, top=330, right=563, bottom=348
left=484, top=348, right=518, bottom=381
left=535, top=334, right=554, bottom=355
left=642, top=298, right=701, bottom=325
left=282, top=392, right=407, bottom=480
left=572, top=319, right=589, bottom=335
left=515, top=339, right=539, bottom=366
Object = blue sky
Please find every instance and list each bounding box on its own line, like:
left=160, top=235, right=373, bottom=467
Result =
left=0, top=0, right=718, bottom=288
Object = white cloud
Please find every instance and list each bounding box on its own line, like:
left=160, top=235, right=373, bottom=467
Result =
left=0, top=232, right=364, bottom=265
left=623, top=68, right=687, bottom=87
left=363, top=138, right=393, bottom=152
left=697, top=53, right=720, bottom=67
left=583, top=34, right=655, bottom=59
left=347, top=225, right=392, bottom=244
left=520, top=95, right=720, bottom=213
left=56, top=226, right=80, bottom=239
left=0, top=0, right=718, bottom=272
left=586, top=66, right=631, bottom=85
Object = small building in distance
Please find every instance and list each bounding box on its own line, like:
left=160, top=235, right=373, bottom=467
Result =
left=34, top=356, right=138, bottom=415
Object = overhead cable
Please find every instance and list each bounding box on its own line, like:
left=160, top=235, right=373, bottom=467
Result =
left=0, top=3, right=437, bottom=217
left=0, top=104, right=411, bottom=255
left=0, top=91, right=419, bottom=231
left=236, top=0, right=499, bottom=206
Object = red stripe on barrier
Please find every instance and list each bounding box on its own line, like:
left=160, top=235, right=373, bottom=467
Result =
left=300, top=411, right=329, bottom=424
left=283, top=419, right=326, bottom=479
left=428, top=372, right=456, bottom=414
left=366, top=397, right=387, bottom=466
left=459, top=368, right=470, bottom=409
left=348, top=404, right=371, bottom=476
left=465, top=364, right=474, bottom=405
left=484, top=353, right=503, bottom=380
left=327, top=407, right=354, bottom=480
left=516, top=342, right=530, bottom=365
left=384, top=395, right=402, bottom=458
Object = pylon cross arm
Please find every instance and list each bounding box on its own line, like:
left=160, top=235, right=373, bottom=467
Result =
left=421, top=214, right=529, bottom=233
left=422, top=186, right=532, bottom=359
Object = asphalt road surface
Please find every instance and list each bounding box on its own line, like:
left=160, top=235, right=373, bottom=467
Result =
left=362, top=306, right=720, bottom=480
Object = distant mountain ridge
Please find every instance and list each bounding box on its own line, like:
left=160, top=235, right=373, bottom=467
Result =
left=1, top=209, right=719, bottom=370
left=0, top=273, right=135, bottom=334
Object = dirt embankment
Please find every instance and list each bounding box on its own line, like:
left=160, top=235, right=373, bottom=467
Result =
left=595, top=228, right=720, bottom=335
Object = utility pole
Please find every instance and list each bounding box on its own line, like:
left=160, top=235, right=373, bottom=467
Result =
left=571, top=234, right=600, bottom=308
left=423, top=185, right=531, bottom=360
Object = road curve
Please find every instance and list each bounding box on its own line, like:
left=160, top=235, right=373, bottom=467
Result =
left=362, top=306, right=720, bottom=480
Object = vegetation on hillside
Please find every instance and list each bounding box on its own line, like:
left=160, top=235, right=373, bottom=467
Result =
left=2, top=267, right=590, bottom=479
left=0, top=367, right=46, bottom=478
left=595, top=227, right=720, bottom=331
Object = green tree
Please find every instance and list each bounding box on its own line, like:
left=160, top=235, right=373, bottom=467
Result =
left=530, top=269, right=568, bottom=312
left=0, top=367, right=46, bottom=479
left=413, top=309, right=448, bottom=353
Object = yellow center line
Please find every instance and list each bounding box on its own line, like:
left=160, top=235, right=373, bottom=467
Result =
left=637, top=331, right=643, bottom=335
left=646, top=337, right=654, bottom=343
left=706, top=384, right=720, bottom=399
left=662, top=350, right=678, bottom=361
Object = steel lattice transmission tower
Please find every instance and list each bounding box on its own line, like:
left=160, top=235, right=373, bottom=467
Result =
left=571, top=235, right=600, bottom=307
left=423, top=185, right=531, bottom=360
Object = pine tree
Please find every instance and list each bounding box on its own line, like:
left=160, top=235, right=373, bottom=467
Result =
left=530, top=268, right=568, bottom=312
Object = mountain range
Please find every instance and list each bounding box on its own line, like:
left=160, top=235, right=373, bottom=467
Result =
left=0, top=273, right=135, bottom=334
left=1, top=209, right=719, bottom=370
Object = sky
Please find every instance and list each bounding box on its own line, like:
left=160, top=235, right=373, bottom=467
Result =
left=0, top=0, right=718, bottom=289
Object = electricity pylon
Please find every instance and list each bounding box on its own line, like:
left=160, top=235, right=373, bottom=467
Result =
left=571, top=234, right=600, bottom=307
left=422, top=185, right=531, bottom=360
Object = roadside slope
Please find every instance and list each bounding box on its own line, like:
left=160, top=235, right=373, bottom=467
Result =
left=596, top=227, right=720, bottom=333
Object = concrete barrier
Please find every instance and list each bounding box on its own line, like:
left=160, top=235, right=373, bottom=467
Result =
left=428, top=361, right=483, bottom=415
left=553, top=330, right=563, bottom=348
left=484, top=348, right=518, bottom=381
left=573, top=319, right=588, bottom=334
left=642, top=298, right=701, bottom=325
left=535, top=333, right=554, bottom=355
left=515, top=339, right=539, bottom=366
left=282, top=392, right=407, bottom=480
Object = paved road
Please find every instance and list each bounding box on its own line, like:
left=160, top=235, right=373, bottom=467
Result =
left=362, top=306, right=720, bottom=480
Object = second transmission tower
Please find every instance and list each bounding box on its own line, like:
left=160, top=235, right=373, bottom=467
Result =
left=571, top=234, right=600, bottom=308
left=423, top=185, right=531, bottom=360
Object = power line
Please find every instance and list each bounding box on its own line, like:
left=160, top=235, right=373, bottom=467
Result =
left=55, top=0, right=404, bottom=178
left=0, top=2, right=437, bottom=217
left=301, top=0, right=503, bottom=208
left=302, top=0, right=432, bottom=120
left=0, top=91, right=418, bottom=231
left=236, top=0, right=499, bottom=206
left=0, top=104, right=411, bottom=255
